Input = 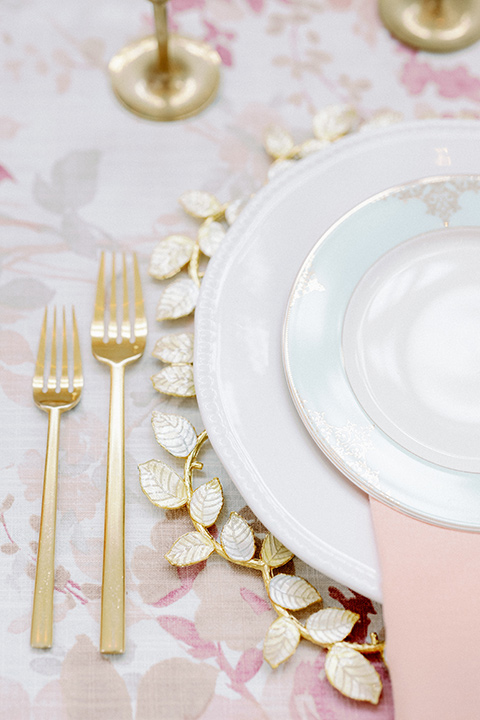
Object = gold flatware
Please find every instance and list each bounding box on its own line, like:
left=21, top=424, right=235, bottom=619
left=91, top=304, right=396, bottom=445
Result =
left=91, top=252, right=147, bottom=654
left=31, top=307, right=83, bottom=649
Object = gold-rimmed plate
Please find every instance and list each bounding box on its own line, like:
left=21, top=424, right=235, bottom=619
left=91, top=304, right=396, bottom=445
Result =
left=284, top=175, right=480, bottom=530
left=195, top=120, right=480, bottom=601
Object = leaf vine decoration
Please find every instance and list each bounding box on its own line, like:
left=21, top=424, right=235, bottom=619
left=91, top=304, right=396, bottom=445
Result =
left=149, top=105, right=402, bottom=398
left=264, top=104, right=357, bottom=178
left=148, top=190, right=249, bottom=398
left=143, top=106, right=399, bottom=701
left=139, top=412, right=385, bottom=704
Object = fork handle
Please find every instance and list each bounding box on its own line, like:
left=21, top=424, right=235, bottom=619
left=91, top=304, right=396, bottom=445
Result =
left=100, top=363, right=126, bottom=654
left=31, top=407, right=61, bottom=649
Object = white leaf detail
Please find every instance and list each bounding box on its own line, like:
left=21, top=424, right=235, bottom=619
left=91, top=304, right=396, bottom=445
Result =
left=180, top=190, right=223, bottom=219
left=268, top=574, right=321, bottom=610
left=138, top=459, right=187, bottom=509
left=190, top=478, right=223, bottom=527
left=198, top=218, right=226, bottom=257
left=151, top=365, right=195, bottom=397
left=263, top=617, right=300, bottom=668
left=313, top=104, right=357, bottom=142
left=324, top=644, right=382, bottom=704
left=261, top=533, right=294, bottom=568
left=152, top=332, right=194, bottom=364
left=360, top=109, right=403, bottom=132
left=165, top=531, right=214, bottom=566
left=264, top=125, right=295, bottom=159
left=225, top=197, right=249, bottom=226
left=296, top=138, right=329, bottom=158
left=149, top=235, right=196, bottom=280
left=267, top=158, right=295, bottom=181
left=151, top=411, right=197, bottom=457
left=220, top=512, right=255, bottom=562
left=306, top=608, right=359, bottom=644
left=156, top=277, right=199, bottom=321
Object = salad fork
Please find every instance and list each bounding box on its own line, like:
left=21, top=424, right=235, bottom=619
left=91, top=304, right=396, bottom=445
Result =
left=31, top=307, right=83, bottom=649
left=91, top=252, right=147, bottom=654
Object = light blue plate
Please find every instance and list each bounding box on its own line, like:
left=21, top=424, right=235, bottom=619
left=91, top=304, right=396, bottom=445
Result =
left=283, top=175, right=480, bottom=530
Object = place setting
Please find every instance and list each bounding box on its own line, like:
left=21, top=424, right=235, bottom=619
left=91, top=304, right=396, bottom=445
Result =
left=195, top=118, right=480, bottom=591
left=4, top=0, right=480, bottom=716
left=194, top=118, right=480, bottom=715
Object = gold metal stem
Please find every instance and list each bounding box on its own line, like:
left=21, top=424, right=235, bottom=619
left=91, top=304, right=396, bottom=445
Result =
left=419, top=0, right=445, bottom=24
left=183, top=433, right=265, bottom=569
left=379, top=0, right=480, bottom=52
left=100, top=363, right=126, bottom=654
left=151, top=0, right=169, bottom=76
left=429, top=0, right=442, bottom=17
left=108, top=0, right=221, bottom=120
left=188, top=245, right=202, bottom=287
left=31, top=407, right=61, bottom=649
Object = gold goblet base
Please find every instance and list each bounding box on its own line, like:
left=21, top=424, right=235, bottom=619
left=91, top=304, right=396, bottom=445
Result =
left=379, top=0, right=480, bottom=52
left=109, top=34, right=221, bottom=121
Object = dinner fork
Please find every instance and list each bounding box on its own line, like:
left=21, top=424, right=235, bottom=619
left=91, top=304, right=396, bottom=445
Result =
left=31, top=307, right=83, bottom=649
left=91, top=252, right=147, bottom=654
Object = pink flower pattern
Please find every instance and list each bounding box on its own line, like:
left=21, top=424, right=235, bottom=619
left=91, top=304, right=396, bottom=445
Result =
left=2, top=0, right=480, bottom=714
left=401, top=49, right=480, bottom=102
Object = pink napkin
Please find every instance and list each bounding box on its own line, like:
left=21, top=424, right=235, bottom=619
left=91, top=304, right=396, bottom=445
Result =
left=370, top=498, right=480, bottom=719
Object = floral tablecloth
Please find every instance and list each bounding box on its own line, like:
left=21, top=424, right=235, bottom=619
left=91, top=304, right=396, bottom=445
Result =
left=2, top=0, right=480, bottom=716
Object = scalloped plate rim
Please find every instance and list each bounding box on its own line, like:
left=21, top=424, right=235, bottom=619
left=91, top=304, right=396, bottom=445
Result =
left=194, top=119, right=480, bottom=603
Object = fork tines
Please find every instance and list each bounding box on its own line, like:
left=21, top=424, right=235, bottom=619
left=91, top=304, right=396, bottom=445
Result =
left=92, top=252, right=146, bottom=347
left=33, top=306, right=83, bottom=400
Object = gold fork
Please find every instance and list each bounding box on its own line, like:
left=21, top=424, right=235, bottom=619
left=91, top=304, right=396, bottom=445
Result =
left=31, top=307, right=83, bottom=649
left=91, top=252, right=147, bottom=654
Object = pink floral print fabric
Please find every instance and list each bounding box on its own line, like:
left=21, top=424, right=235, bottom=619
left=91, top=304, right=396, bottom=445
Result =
left=2, top=0, right=480, bottom=715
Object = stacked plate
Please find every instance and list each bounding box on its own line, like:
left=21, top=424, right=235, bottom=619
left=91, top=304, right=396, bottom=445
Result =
left=194, top=119, right=480, bottom=603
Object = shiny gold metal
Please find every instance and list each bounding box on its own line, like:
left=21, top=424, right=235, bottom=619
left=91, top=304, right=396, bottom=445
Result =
left=31, top=307, right=83, bottom=649
left=91, top=253, right=147, bottom=654
left=109, top=0, right=221, bottom=121
left=379, top=0, right=480, bottom=52
left=139, top=426, right=385, bottom=703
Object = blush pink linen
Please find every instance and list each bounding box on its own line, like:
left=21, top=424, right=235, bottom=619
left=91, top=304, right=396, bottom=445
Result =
left=370, top=498, right=480, bottom=719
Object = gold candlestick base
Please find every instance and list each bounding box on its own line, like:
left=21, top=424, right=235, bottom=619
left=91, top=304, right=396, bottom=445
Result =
left=379, top=0, right=480, bottom=52
left=109, top=34, right=221, bottom=121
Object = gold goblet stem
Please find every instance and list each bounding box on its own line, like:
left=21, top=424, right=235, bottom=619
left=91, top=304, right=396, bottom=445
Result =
left=379, top=0, right=480, bottom=52
left=428, top=0, right=442, bottom=16
left=419, top=0, right=445, bottom=24
left=152, top=0, right=169, bottom=76
left=109, top=0, right=221, bottom=120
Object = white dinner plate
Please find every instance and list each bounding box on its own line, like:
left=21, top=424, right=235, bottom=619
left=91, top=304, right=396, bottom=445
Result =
left=194, top=119, right=480, bottom=602
left=284, top=176, right=480, bottom=529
